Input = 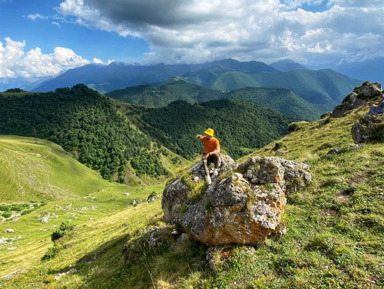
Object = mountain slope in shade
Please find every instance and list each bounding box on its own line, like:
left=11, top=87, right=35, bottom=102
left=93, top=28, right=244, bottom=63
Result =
left=269, top=59, right=306, bottom=72
left=127, top=99, right=296, bottom=159
left=106, top=78, right=222, bottom=107
left=221, top=87, right=321, bottom=120
left=185, top=68, right=362, bottom=110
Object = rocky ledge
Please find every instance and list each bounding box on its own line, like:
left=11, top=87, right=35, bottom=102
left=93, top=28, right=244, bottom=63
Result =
left=331, top=82, right=382, bottom=118
left=162, top=155, right=311, bottom=246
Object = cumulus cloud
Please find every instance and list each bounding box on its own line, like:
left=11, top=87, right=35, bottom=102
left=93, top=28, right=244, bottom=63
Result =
left=0, top=37, right=91, bottom=78
left=55, top=0, right=384, bottom=65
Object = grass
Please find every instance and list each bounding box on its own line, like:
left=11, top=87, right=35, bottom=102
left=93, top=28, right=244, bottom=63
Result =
left=0, top=135, right=109, bottom=202
left=0, top=135, right=163, bottom=285
left=1, top=103, right=384, bottom=288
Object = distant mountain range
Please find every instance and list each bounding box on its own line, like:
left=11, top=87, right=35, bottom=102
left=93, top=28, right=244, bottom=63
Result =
left=2, top=57, right=365, bottom=121
left=3, top=57, right=383, bottom=94
left=106, top=78, right=323, bottom=120
left=329, top=57, right=384, bottom=83
left=269, top=59, right=306, bottom=72
left=182, top=67, right=360, bottom=109
left=32, top=59, right=281, bottom=93
left=106, top=77, right=222, bottom=107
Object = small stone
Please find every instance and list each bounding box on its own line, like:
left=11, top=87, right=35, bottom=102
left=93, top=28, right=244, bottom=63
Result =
left=5, top=229, right=14, bottom=233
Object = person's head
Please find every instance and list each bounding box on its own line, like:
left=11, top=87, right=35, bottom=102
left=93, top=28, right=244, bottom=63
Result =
left=204, top=128, right=214, bottom=139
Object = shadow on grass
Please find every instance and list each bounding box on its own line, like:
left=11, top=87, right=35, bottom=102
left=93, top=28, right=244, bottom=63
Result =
left=50, top=226, right=207, bottom=289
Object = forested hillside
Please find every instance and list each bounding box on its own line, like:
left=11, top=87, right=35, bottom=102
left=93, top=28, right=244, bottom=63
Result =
left=0, top=85, right=168, bottom=181
left=107, top=80, right=324, bottom=120
left=184, top=67, right=362, bottom=111
left=106, top=78, right=222, bottom=107
left=127, top=99, right=295, bottom=159
left=221, top=87, right=322, bottom=120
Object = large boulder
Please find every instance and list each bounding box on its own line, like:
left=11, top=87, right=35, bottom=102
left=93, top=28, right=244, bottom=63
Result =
left=352, top=114, right=384, bottom=144
left=162, top=156, right=311, bottom=246
left=331, top=82, right=382, bottom=118
left=162, top=154, right=236, bottom=224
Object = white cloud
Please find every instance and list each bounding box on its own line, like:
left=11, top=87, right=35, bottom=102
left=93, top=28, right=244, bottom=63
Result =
left=26, top=13, right=48, bottom=21
left=92, top=58, right=114, bottom=65
left=52, top=21, right=61, bottom=28
left=0, top=37, right=90, bottom=78
left=54, top=0, right=384, bottom=65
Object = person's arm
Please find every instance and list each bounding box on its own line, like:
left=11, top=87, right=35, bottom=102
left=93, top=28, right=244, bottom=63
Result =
left=196, top=134, right=204, bottom=140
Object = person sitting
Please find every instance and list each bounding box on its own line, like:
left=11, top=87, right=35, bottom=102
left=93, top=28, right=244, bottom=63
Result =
left=368, top=94, right=384, bottom=114
left=196, top=128, right=221, bottom=185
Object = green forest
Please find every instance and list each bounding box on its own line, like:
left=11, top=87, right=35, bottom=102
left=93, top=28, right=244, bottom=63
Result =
left=129, top=99, right=296, bottom=159
left=0, top=85, right=168, bottom=180
left=106, top=78, right=222, bottom=108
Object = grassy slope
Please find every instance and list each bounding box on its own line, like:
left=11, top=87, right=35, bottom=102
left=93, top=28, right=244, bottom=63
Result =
left=2, top=104, right=384, bottom=288
left=0, top=136, right=163, bottom=282
left=0, top=135, right=108, bottom=202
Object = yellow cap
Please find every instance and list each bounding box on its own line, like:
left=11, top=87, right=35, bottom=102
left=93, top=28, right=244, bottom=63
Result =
left=204, top=128, right=214, bottom=136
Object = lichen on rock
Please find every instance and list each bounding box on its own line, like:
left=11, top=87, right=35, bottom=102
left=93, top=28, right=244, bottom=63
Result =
left=162, top=155, right=311, bottom=246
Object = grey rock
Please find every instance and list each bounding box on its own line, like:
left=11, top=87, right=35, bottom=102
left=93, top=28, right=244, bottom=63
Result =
left=162, top=154, right=236, bottom=224
left=352, top=114, right=384, bottom=144
left=147, top=192, right=158, bottom=203
left=327, top=144, right=363, bottom=155
left=162, top=156, right=311, bottom=246
left=132, top=199, right=144, bottom=207
left=331, top=82, right=383, bottom=118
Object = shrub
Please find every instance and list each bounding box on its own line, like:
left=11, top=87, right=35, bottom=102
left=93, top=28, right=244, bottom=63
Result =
left=42, top=244, right=61, bottom=261
left=51, top=221, right=75, bottom=242
left=1, top=211, right=12, bottom=218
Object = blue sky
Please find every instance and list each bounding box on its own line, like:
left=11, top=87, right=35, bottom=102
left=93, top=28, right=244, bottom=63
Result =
left=0, top=0, right=149, bottom=63
left=0, top=0, right=383, bottom=81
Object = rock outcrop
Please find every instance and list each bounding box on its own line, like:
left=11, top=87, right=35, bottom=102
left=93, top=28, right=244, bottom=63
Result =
left=331, top=82, right=382, bottom=118
left=352, top=114, right=384, bottom=143
left=162, top=155, right=311, bottom=246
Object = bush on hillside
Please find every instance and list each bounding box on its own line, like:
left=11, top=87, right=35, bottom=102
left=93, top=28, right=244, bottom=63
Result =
left=51, top=221, right=75, bottom=242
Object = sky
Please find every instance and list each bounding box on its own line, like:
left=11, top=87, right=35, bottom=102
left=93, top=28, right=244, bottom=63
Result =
left=0, top=0, right=383, bottom=80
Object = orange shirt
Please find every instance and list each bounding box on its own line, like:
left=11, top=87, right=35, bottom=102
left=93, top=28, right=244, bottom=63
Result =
left=202, top=136, right=220, bottom=154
